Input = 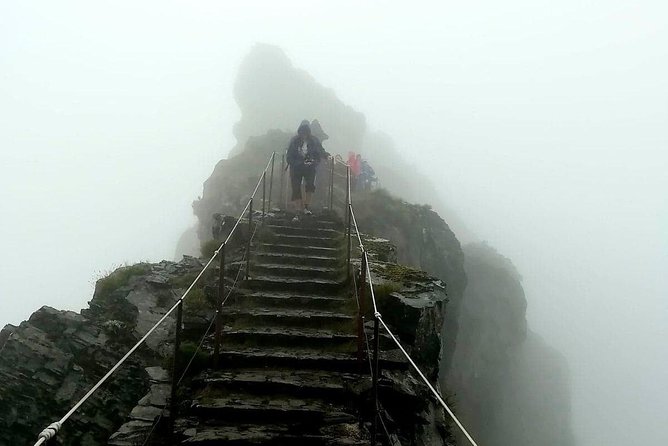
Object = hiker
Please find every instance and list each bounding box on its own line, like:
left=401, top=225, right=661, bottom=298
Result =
left=211, top=213, right=224, bottom=240
left=359, top=159, right=377, bottom=191
left=286, top=120, right=327, bottom=220
left=310, top=119, right=329, bottom=143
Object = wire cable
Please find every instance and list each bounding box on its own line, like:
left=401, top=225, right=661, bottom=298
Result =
left=349, top=206, right=364, bottom=251
left=377, top=402, right=398, bottom=445
left=377, top=316, right=478, bottom=446
left=33, top=153, right=275, bottom=446
left=349, top=196, right=477, bottom=445
left=140, top=230, right=253, bottom=446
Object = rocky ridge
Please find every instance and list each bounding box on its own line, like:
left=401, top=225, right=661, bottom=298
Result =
left=0, top=213, right=457, bottom=445
left=1, top=43, right=577, bottom=446
left=0, top=256, right=208, bottom=446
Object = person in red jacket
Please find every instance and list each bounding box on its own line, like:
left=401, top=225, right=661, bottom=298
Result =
left=347, top=152, right=362, bottom=191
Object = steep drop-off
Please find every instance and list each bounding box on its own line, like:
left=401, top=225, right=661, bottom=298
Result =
left=448, top=243, right=575, bottom=446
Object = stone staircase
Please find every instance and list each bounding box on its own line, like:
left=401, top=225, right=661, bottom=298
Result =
left=174, top=211, right=370, bottom=445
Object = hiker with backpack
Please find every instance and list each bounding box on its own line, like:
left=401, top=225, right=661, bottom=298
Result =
left=286, top=120, right=328, bottom=221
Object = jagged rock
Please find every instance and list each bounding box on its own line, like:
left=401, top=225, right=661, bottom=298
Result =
left=231, top=43, right=366, bottom=157
left=145, top=366, right=169, bottom=383
left=0, top=256, right=214, bottom=446
left=108, top=420, right=155, bottom=445
left=0, top=325, right=16, bottom=353
left=109, top=366, right=171, bottom=445
left=0, top=306, right=149, bottom=446
left=351, top=190, right=466, bottom=378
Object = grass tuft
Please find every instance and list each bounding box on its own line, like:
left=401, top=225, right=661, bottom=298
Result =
left=95, top=263, right=151, bottom=301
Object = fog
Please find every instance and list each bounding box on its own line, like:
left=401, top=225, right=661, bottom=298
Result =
left=1, top=1, right=666, bottom=445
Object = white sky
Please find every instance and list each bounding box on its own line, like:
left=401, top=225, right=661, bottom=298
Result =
left=1, top=1, right=666, bottom=444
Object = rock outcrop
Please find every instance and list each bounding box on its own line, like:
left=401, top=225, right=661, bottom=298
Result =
left=350, top=190, right=466, bottom=379
left=364, top=236, right=456, bottom=445
left=230, top=44, right=366, bottom=157
left=0, top=257, right=208, bottom=446
left=192, top=129, right=292, bottom=243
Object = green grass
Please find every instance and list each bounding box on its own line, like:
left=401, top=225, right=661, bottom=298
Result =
left=95, top=263, right=151, bottom=301
left=371, top=281, right=402, bottom=300
left=183, top=287, right=212, bottom=313
left=169, top=270, right=212, bottom=289
left=381, top=264, right=429, bottom=285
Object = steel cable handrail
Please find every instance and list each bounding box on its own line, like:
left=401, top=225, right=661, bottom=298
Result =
left=349, top=205, right=365, bottom=252
left=341, top=161, right=479, bottom=446
left=33, top=152, right=276, bottom=446
left=177, top=240, right=251, bottom=388
left=378, top=316, right=478, bottom=446
left=140, top=233, right=254, bottom=446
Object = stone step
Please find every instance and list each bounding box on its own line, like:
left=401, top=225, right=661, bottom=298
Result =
left=257, top=243, right=342, bottom=257
left=222, top=307, right=355, bottom=331
left=188, top=393, right=357, bottom=426
left=210, top=346, right=408, bottom=373
left=269, top=217, right=341, bottom=230
left=220, top=326, right=356, bottom=351
left=244, top=276, right=346, bottom=293
left=270, top=233, right=342, bottom=248
left=192, top=368, right=368, bottom=402
left=251, top=263, right=344, bottom=280
left=264, top=224, right=343, bottom=238
left=253, top=252, right=343, bottom=268
left=231, top=290, right=352, bottom=311
left=179, top=423, right=367, bottom=445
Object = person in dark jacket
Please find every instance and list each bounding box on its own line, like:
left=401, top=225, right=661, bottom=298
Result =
left=286, top=120, right=327, bottom=219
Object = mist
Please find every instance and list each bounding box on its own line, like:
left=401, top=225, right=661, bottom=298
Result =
left=1, top=1, right=666, bottom=445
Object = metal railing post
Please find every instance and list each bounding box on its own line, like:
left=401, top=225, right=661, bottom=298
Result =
left=170, top=300, right=183, bottom=427
left=345, top=166, right=350, bottom=215
left=262, top=170, right=267, bottom=220
left=358, top=253, right=367, bottom=364
left=345, top=168, right=352, bottom=281
left=246, top=198, right=253, bottom=280
left=282, top=154, right=288, bottom=210
left=371, top=314, right=381, bottom=445
left=329, top=158, right=334, bottom=210
left=29, top=152, right=281, bottom=446
left=214, top=244, right=225, bottom=368
left=268, top=152, right=275, bottom=211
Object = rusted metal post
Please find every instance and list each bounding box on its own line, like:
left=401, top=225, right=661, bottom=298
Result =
left=214, top=243, right=225, bottom=368
left=170, top=300, right=183, bottom=425
left=371, top=314, right=380, bottom=445
left=262, top=170, right=267, bottom=220
left=357, top=253, right=368, bottom=364
left=246, top=198, right=253, bottom=280
left=268, top=152, right=275, bottom=211
left=345, top=168, right=352, bottom=281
